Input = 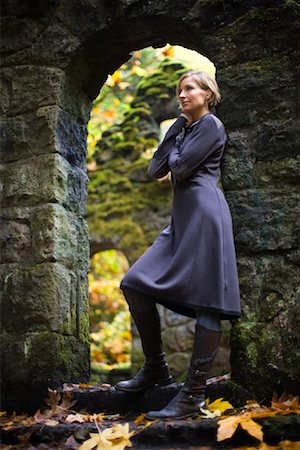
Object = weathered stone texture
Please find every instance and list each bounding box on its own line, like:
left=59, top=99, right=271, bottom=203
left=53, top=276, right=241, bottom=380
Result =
left=0, top=154, right=88, bottom=213
left=1, top=0, right=299, bottom=411
left=0, top=106, right=88, bottom=168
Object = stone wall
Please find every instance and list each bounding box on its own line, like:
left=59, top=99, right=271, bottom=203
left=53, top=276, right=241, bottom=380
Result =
left=1, top=0, right=299, bottom=410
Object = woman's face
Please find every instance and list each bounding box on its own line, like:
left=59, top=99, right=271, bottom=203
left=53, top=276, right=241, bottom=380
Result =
left=178, top=76, right=211, bottom=118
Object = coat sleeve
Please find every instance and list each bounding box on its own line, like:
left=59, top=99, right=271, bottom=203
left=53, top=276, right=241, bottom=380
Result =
left=148, top=116, right=187, bottom=179
left=168, top=116, right=224, bottom=181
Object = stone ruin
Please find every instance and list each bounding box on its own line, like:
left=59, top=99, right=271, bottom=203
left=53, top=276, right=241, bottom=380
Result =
left=1, top=0, right=299, bottom=411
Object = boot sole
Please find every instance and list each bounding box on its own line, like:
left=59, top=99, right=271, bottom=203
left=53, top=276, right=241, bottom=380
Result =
left=115, top=377, right=174, bottom=393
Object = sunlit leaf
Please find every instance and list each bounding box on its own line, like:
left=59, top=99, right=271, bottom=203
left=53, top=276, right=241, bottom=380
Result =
left=239, top=417, right=263, bottom=442
left=65, top=413, right=86, bottom=423
left=197, top=407, right=221, bottom=419
left=78, top=383, right=93, bottom=389
left=134, top=414, right=145, bottom=424
left=217, top=416, right=240, bottom=441
left=78, top=423, right=134, bottom=450
left=207, top=397, right=234, bottom=413
left=78, top=433, right=104, bottom=450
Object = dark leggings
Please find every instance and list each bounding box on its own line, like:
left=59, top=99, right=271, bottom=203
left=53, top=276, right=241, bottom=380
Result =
left=122, top=287, right=221, bottom=332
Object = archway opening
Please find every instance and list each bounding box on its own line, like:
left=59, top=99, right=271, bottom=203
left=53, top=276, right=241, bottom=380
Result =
left=89, top=249, right=131, bottom=384
left=86, top=44, right=231, bottom=381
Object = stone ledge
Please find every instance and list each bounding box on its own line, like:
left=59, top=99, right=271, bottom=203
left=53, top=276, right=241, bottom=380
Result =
left=61, top=381, right=250, bottom=414
left=1, top=414, right=299, bottom=449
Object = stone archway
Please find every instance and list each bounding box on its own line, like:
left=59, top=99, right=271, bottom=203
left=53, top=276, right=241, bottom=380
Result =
left=1, top=0, right=299, bottom=411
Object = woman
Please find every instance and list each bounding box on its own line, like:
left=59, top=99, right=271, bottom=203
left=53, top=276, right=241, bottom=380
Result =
left=115, top=71, right=241, bottom=420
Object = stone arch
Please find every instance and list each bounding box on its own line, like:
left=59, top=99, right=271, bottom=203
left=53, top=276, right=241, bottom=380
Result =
left=1, top=0, right=299, bottom=411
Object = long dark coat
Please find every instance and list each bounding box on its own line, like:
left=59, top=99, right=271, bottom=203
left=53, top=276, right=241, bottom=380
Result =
left=120, top=113, right=241, bottom=319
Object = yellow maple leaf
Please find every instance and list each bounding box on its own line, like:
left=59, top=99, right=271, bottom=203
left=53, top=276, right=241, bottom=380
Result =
left=78, top=432, right=107, bottom=450
left=0, top=411, right=7, bottom=417
left=217, top=416, right=240, bottom=441
left=239, top=417, right=263, bottom=442
left=134, top=414, right=145, bottom=424
left=207, top=397, right=234, bottom=413
left=197, top=407, right=221, bottom=419
left=78, top=423, right=134, bottom=450
left=217, top=413, right=263, bottom=443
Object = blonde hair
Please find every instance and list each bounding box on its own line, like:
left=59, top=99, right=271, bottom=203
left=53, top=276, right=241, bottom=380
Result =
left=177, top=71, right=221, bottom=108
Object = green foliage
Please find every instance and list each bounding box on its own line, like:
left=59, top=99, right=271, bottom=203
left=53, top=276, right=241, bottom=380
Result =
left=89, top=250, right=131, bottom=368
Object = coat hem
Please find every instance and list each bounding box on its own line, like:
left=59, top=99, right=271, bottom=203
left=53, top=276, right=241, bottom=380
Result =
left=120, top=282, right=241, bottom=321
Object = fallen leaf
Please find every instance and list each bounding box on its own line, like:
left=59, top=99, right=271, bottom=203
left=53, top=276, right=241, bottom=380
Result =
left=44, top=418, right=60, bottom=426
left=78, top=432, right=109, bottom=450
left=197, top=407, right=221, bottom=419
left=272, top=394, right=299, bottom=412
left=0, top=411, right=7, bottom=417
left=34, top=409, right=53, bottom=423
left=207, top=397, right=234, bottom=413
left=64, top=435, right=80, bottom=449
left=217, top=416, right=240, bottom=441
left=45, top=388, right=61, bottom=411
left=79, top=383, right=93, bottom=389
left=134, top=414, right=145, bottom=424
left=65, top=413, right=86, bottom=423
left=217, top=412, right=264, bottom=443
left=239, top=417, right=263, bottom=442
left=60, top=391, right=77, bottom=411
left=244, top=399, right=262, bottom=410
left=278, top=440, right=300, bottom=450
left=78, top=423, right=134, bottom=450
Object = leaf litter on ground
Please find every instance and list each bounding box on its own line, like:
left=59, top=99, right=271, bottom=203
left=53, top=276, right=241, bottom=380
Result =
left=1, top=390, right=299, bottom=448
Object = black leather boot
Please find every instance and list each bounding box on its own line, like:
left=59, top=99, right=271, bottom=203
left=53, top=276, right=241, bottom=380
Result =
left=115, top=301, right=173, bottom=392
left=146, top=325, right=221, bottom=419
left=115, top=352, right=173, bottom=392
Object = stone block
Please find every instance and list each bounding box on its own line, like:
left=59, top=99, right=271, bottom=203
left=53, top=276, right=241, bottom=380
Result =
left=222, top=131, right=255, bottom=191
left=0, top=66, right=65, bottom=116
left=0, top=65, right=90, bottom=121
left=226, top=188, right=300, bottom=252
left=218, top=59, right=297, bottom=128
left=1, top=330, right=90, bottom=412
left=0, top=106, right=88, bottom=169
left=231, top=252, right=300, bottom=397
left=251, top=119, right=300, bottom=161
left=0, top=17, right=44, bottom=55
left=231, top=286, right=300, bottom=399
left=237, top=255, right=300, bottom=317
left=69, top=269, right=90, bottom=345
left=0, top=218, right=32, bottom=264
left=31, top=204, right=89, bottom=270
left=0, top=154, right=88, bottom=214
left=1, top=262, right=73, bottom=334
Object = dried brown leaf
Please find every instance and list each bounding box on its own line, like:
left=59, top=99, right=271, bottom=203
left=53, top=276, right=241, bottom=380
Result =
left=45, top=388, right=61, bottom=410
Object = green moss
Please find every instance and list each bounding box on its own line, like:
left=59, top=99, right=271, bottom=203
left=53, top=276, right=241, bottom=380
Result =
left=115, top=141, right=135, bottom=153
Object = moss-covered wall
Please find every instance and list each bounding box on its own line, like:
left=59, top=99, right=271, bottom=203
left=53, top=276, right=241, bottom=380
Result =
left=87, top=60, right=188, bottom=262
left=1, top=0, right=299, bottom=411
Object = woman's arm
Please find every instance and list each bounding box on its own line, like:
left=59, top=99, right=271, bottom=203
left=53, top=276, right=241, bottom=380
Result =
left=168, top=116, right=225, bottom=181
left=148, top=116, right=187, bottom=179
